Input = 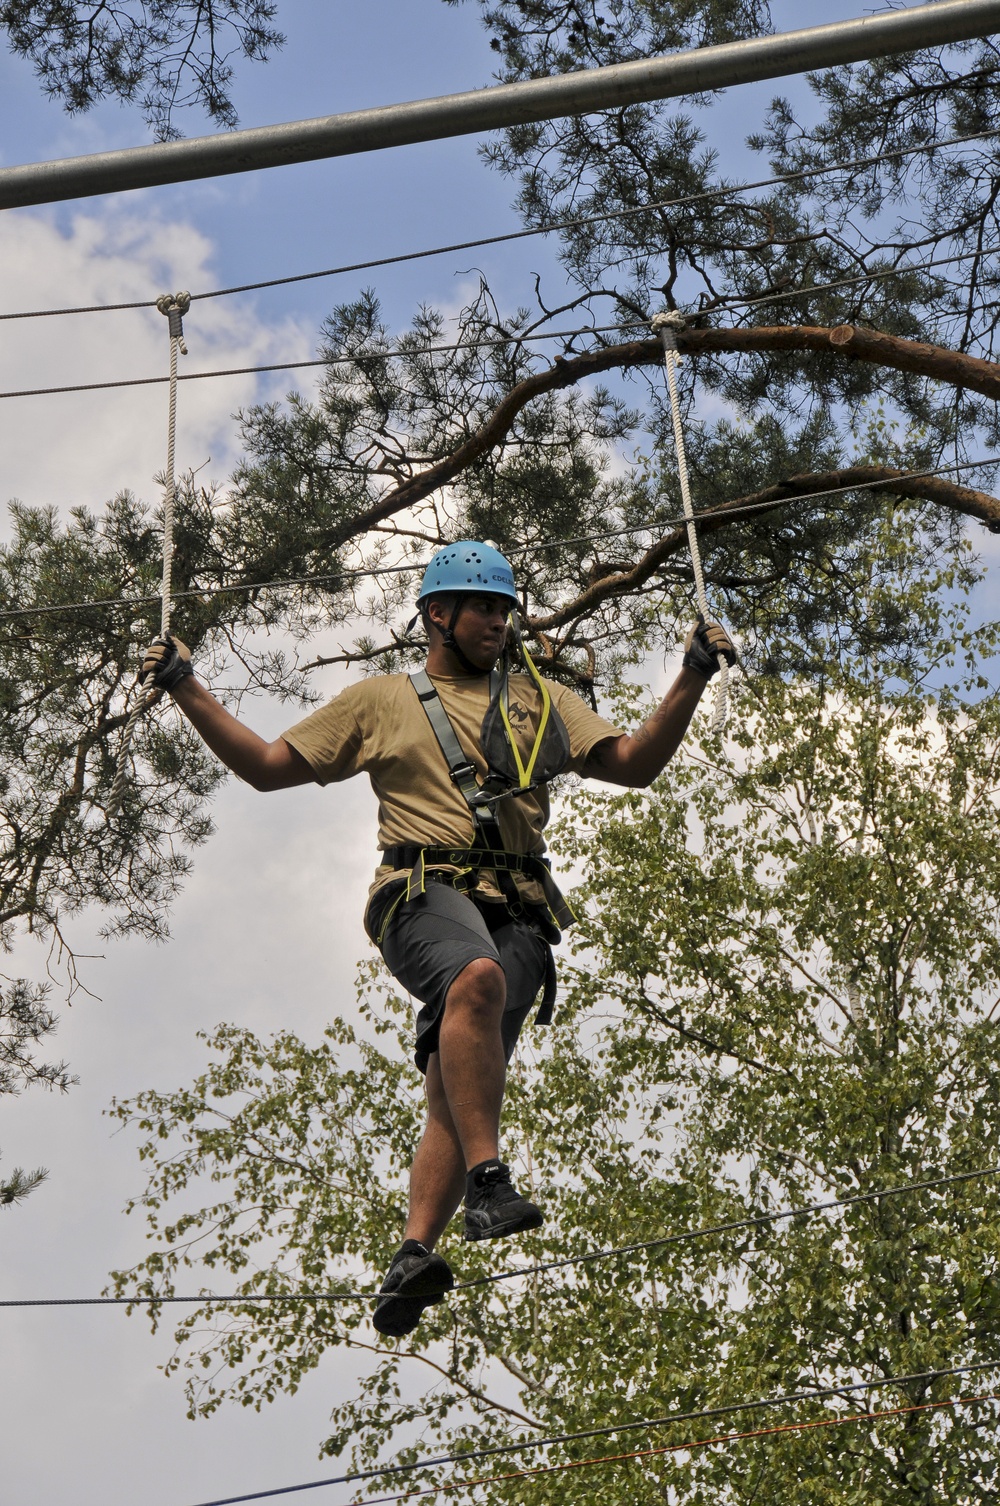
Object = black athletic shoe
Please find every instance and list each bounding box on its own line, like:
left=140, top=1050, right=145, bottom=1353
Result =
left=372, top=1241, right=454, bottom=1337
left=463, top=1161, right=544, bottom=1242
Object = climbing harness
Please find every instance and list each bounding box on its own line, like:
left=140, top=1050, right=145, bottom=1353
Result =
left=106, top=292, right=190, bottom=815
left=651, top=309, right=731, bottom=735
left=413, top=542, right=571, bottom=804
left=375, top=650, right=576, bottom=1020
left=401, top=667, right=573, bottom=921
left=388, top=541, right=578, bottom=1018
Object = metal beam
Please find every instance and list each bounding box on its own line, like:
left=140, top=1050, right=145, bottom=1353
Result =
left=1, top=0, right=999, bottom=212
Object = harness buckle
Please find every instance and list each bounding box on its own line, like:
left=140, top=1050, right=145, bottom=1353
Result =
left=448, top=761, right=479, bottom=787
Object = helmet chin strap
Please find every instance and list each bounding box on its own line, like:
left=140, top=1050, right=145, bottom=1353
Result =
left=442, top=597, right=490, bottom=676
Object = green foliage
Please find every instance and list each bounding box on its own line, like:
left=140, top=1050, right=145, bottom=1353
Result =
left=0, top=492, right=223, bottom=955
left=6, top=0, right=1000, bottom=1248
left=108, top=528, right=1000, bottom=1499
left=0, top=974, right=74, bottom=1206
left=456, top=0, right=1000, bottom=453
left=0, top=0, right=284, bottom=138
left=233, top=285, right=646, bottom=635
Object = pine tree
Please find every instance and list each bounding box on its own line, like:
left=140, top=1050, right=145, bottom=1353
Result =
left=5, top=3, right=1000, bottom=965
left=0, top=1, right=284, bottom=138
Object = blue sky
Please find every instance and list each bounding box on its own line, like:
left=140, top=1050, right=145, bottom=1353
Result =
left=2, top=6, right=989, bottom=1506
left=0, top=0, right=566, bottom=369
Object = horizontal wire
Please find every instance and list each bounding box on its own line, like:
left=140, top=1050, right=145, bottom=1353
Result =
left=0, top=356, right=329, bottom=401
left=0, top=119, right=994, bottom=1506
left=0, top=319, right=632, bottom=401
left=0, top=454, right=994, bottom=628
left=355, top=1390, right=999, bottom=1506
left=0, top=245, right=986, bottom=404
left=0, top=455, right=992, bottom=627
left=187, top=125, right=1000, bottom=305
left=185, top=1359, right=1000, bottom=1506
left=4, top=1162, right=996, bottom=1310
left=455, top=1159, right=1000, bottom=1295
left=705, top=248, right=973, bottom=315
left=1, top=126, right=998, bottom=324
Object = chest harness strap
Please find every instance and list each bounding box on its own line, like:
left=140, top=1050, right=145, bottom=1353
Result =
left=401, top=670, right=574, bottom=927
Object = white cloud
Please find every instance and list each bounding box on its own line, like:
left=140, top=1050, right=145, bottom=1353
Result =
left=0, top=731, right=391, bottom=1506
left=0, top=206, right=399, bottom=1506
left=0, top=206, right=316, bottom=518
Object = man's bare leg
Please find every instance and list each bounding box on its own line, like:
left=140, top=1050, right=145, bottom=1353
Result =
left=437, top=956, right=507, bottom=1165
left=403, top=1057, right=466, bottom=1248
left=403, top=957, right=507, bottom=1247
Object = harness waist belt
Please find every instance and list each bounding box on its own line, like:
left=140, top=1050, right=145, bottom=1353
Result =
left=381, top=844, right=575, bottom=932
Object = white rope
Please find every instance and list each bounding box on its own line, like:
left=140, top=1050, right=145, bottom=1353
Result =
left=651, top=310, right=729, bottom=736
left=106, top=292, right=190, bottom=816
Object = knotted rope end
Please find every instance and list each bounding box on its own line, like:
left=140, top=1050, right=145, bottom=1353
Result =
left=651, top=308, right=690, bottom=355
left=156, top=291, right=192, bottom=353
left=710, top=657, right=730, bottom=739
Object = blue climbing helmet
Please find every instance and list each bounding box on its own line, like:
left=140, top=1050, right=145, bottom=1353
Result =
left=416, top=541, right=518, bottom=607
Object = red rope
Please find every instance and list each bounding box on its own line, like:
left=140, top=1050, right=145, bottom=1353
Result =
left=356, top=1390, right=998, bottom=1506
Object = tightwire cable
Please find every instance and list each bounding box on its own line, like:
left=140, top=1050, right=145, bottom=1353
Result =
left=183, top=1360, right=1000, bottom=1506
left=0, top=454, right=995, bottom=629
left=1, top=125, right=998, bottom=323
left=350, top=1390, right=1000, bottom=1506
left=2, top=1163, right=996, bottom=1309
left=0, top=245, right=986, bottom=403
left=183, top=125, right=1000, bottom=307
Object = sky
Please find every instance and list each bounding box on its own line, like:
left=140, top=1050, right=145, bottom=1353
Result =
left=0, top=5, right=995, bottom=1506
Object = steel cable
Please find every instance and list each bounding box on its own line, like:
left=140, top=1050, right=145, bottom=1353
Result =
left=183, top=1360, right=1000, bottom=1506
left=2, top=1163, right=996, bottom=1310
left=0, top=246, right=987, bottom=404
left=351, top=1391, right=1000, bottom=1506
left=1, top=126, right=998, bottom=324
left=0, top=454, right=994, bottom=627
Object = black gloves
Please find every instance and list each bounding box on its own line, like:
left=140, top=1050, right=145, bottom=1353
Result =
left=682, top=620, right=737, bottom=680
left=139, top=633, right=194, bottom=693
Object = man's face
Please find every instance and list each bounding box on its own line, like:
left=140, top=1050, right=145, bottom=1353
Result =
left=431, top=593, right=510, bottom=671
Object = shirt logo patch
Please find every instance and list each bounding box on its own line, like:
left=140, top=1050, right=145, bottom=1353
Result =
left=507, top=701, right=530, bottom=726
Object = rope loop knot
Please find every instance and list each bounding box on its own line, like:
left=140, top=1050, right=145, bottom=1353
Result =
left=156, top=290, right=191, bottom=352
left=651, top=308, right=690, bottom=357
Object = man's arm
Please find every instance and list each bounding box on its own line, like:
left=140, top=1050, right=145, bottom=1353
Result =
left=171, top=678, right=317, bottom=791
left=582, top=621, right=736, bottom=788
left=142, top=637, right=317, bottom=792
left=583, top=667, right=707, bottom=788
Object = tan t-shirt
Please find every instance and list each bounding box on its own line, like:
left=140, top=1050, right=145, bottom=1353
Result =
left=282, top=670, right=623, bottom=908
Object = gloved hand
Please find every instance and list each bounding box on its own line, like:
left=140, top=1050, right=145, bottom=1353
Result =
left=683, top=619, right=736, bottom=680
left=139, top=633, right=194, bottom=694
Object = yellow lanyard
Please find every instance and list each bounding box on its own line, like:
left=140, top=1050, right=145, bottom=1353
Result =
left=498, top=615, right=552, bottom=790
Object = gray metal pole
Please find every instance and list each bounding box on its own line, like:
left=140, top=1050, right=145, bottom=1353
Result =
left=1, top=0, right=998, bottom=212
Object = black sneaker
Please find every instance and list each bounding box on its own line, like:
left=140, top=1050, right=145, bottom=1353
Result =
left=463, top=1161, right=544, bottom=1242
left=372, top=1241, right=454, bottom=1337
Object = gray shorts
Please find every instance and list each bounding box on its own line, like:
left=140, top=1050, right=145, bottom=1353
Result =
left=371, top=880, right=551, bottom=1074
